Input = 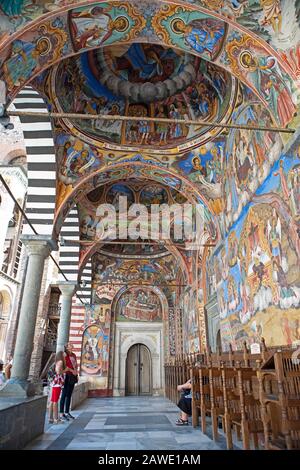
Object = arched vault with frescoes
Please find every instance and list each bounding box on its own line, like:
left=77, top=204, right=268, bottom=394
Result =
left=1, top=0, right=300, bottom=400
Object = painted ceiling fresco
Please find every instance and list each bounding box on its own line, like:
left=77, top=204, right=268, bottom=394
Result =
left=53, top=45, right=235, bottom=152
left=91, top=251, right=180, bottom=286
left=77, top=180, right=197, bottom=268
left=0, top=0, right=298, bottom=131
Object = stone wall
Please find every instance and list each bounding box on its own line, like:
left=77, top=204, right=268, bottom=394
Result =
left=71, top=381, right=89, bottom=409
left=0, top=395, right=47, bottom=450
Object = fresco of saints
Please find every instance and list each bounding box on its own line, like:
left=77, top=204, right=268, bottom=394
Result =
left=70, top=7, right=128, bottom=51
left=227, top=275, right=240, bottom=313
left=267, top=211, right=283, bottom=267
left=173, top=18, right=225, bottom=60
left=240, top=52, right=296, bottom=127
left=225, top=155, right=239, bottom=213
left=272, top=259, right=300, bottom=309
left=218, top=288, right=228, bottom=319
left=3, top=39, right=42, bottom=88
left=287, top=164, right=300, bottom=216
left=274, top=159, right=290, bottom=202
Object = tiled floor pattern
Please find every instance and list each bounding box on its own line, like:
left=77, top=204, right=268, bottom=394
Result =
left=25, top=396, right=227, bottom=450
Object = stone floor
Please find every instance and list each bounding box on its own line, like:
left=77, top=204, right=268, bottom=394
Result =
left=25, top=396, right=227, bottom=450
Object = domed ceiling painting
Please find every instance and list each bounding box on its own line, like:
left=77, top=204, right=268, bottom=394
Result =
left=52, top=43, right=237, bottom=152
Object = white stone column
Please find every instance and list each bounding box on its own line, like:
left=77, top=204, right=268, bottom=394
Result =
left=0, top=235, right=57, bottom=397
left=56, top=282, right=77, bottom=353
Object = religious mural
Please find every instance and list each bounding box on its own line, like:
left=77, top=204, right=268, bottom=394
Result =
left=53, top=45, right=235, bottom=153
left=116, top=287, right=162, bottom=322
left=2, top=0, right=300, bottom=59
left=209, top=150, right=300, bottom=350
left=81, top=324, right=110, bottom=376
left=181, top=288, right=200, bottom=354
left=223, top=99, right=283, bottom=229
left=176, top=140, right=224, bottom=214
left=1, top=0, right=298, bottom=131
left=1, top=0, right=300, bottom=371
left=92, top=252, right=179, bottom=286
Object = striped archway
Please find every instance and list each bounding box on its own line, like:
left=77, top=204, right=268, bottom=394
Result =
left=13, top=86, right=56, bottom=236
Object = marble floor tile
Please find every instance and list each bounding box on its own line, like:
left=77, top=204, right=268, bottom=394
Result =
left=25, top=396, right=223, bottom=450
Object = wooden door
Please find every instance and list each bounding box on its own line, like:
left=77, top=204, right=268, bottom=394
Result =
left=126, top=344, right=152, bottom=396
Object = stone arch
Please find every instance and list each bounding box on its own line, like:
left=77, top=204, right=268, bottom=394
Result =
left=2, top=149, right=26, bottom=166
left=0, top=288, right=12, bottom=319
left=113, top=329, right=163, bottom=396
left=77, top=239, right=190, bottom=287
left=53, top=162, right=221, bottom=245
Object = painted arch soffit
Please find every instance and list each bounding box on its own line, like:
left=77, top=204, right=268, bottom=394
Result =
left=77, top=238, right=190, bottom=286
left=1, top=1, right=299, bottom=60
left=53, top=162, right=220, bottom=245
left=0, top=1, right=299, bottom=129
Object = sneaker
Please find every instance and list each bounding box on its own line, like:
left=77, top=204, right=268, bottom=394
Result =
left=66, top=413, right=75, bottom=420
left=48, top=419, right=54, bottom=424
left=61, top=414, right=69, bottom=421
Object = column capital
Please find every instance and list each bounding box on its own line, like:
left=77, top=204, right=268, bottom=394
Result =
left=20, top=235, right=58, bottom=257
left=57, top=281, right=78, bottom=297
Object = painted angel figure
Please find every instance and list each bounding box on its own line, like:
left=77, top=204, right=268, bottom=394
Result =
left=71, top=7, right=128, bottom=50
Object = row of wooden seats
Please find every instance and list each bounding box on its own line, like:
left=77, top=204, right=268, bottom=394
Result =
left=190, top=350, right=300, bottom=450
left=191, top=363, right=264, bottom=449
left=164, top=342, right=300, bottom=450
left=164, top=339, right=269, bottom=402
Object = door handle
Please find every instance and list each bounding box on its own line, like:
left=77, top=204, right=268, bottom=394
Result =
left=134, top=362, right=137, bottom=366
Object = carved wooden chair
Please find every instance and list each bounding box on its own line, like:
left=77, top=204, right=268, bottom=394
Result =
left=199, top=365, right=211, bottom=435
left=190, top=366, right=201, bottom=428
left=209, top=366, right=225, bottom=441
left=258, top=350, right=300, bottom=449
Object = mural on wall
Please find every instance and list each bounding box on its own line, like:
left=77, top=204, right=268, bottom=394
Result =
left=76, top=179, right=206, bottom=248
left=209, top=151, right=300, bottom=350
left=116, top=287, right=162, bottom=322
left=69, top=5, right=134, bottom=51
left=157, top=6, right=227, bottom=61
left=223, top=99, right=283, bottom=229
left=81, top=324, right=110, bottom=376
left=52, top=45, right=235, bottom=153
left=196, top=0, right=300, bottom=51
left=181, top=288, right=200, bottom=354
